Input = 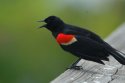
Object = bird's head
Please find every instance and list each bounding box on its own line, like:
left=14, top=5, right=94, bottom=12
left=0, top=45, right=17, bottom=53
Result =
left=38, top=16, right=64, bottom=32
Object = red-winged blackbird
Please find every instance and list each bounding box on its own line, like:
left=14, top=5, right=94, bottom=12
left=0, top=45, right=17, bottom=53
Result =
left=38, top=16, right=125, bottom=70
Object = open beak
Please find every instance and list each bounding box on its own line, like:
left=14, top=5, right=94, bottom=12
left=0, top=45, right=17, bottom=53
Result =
left=37, top=19, right=47, bottom=28
left=39, top=24, right=47, bottom=28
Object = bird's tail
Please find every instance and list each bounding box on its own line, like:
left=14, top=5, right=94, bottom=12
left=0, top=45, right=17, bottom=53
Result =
left=104, top=42, right=125, bottom=65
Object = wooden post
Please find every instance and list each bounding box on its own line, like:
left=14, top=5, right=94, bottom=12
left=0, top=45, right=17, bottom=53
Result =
left=51, top=23, right=125, bottom=83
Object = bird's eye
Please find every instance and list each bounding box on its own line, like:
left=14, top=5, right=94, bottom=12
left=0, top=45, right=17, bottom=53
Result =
left=45, top=16, right=57, bottom=23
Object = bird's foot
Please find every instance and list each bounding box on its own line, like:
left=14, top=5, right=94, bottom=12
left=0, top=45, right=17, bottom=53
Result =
left=67, top=66, right=83, bottom=70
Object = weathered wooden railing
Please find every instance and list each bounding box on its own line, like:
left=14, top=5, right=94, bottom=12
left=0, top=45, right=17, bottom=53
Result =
left=51, top=23, right=125, bottom=83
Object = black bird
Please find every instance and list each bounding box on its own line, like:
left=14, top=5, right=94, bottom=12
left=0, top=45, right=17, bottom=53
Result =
left=38, top=16, right=125, bottom=70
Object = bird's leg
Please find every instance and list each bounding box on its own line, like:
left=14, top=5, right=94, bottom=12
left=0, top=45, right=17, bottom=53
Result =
left=68, top=58, right=83, bottom=70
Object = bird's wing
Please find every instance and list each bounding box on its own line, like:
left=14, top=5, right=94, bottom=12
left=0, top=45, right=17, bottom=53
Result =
left=63, top=24, right=104, bottom=43
left=74, top=35, right=105, bottom=53
left=61, top=34, right=109, bottom=63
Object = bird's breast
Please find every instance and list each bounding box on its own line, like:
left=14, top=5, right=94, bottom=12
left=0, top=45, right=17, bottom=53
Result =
left=56, top=33, right=77, bottom=45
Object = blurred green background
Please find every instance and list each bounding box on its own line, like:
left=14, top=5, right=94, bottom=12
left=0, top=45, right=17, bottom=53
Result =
left=0, top=0, right=125, bottom=83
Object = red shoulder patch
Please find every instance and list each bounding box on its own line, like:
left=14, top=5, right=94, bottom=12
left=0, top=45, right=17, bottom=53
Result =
left=56, top=33, right=75, bottom=44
